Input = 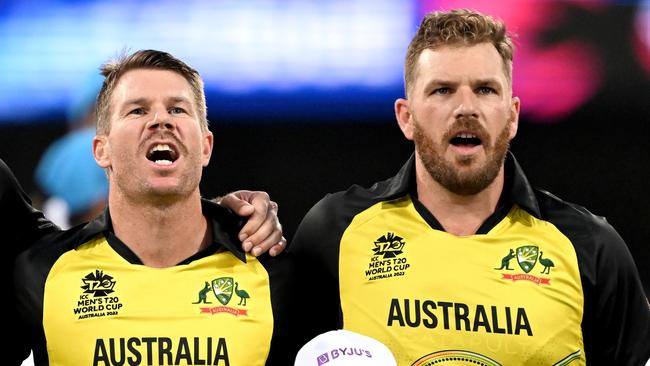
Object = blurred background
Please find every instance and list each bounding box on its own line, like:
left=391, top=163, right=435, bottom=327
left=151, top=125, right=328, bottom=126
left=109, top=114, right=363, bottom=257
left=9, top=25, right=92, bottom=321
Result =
left=1, top=0, right=648, bottom=305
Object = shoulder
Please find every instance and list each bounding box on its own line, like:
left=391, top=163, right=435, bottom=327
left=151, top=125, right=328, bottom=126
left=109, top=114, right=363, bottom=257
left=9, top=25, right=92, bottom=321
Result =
left=533, top=188, right=636, bottom=280
left=535, top=189, right=650, bottom=362
left=14, top=223, right=90, bottom=279
left=1, top=159, right=59, bottom=248
left=301, top=176, right=399, bottom=230
left=534, top=188, right=626, bottom=255
left=291, top=179, right=396, bottom=252
left=201, top=198, right=245, bottom=241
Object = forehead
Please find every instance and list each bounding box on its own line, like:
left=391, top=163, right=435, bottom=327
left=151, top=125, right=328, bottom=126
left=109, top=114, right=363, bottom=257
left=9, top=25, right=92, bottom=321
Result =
left=414, top=43, right=509, bottom=87
left=111, top=69, right=194, bottom=106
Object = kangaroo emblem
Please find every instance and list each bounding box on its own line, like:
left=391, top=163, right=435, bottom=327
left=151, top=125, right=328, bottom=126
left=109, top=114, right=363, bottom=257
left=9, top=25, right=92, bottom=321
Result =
left=495, top=249, right=516, bottom=270
left=193, top=281, right=212, bottom=304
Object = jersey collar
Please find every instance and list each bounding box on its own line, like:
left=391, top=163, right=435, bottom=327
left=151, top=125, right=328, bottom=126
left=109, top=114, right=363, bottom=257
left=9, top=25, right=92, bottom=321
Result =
left=69, top=198, right=247, bottom=264
left=381, top=151, right=542, bottom=219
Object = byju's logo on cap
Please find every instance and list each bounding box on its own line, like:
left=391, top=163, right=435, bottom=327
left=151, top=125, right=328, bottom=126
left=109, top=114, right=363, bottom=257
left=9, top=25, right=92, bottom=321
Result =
left=295, top=330, right=396, bottom=366
left=317, top=348, right=372, bottom=365
left=317, top=353, right=330, bottom=365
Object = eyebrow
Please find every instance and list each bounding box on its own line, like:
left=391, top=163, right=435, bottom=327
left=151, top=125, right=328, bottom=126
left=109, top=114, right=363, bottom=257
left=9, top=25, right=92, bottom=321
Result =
left=422, top=78, right=503, bottom=91
left=123, top=96, right=192, bottom=105
left=473, top=78, right=501, bottom=87
left=166, top=96, right=192, bottom=105
left=424, top=79, right=456, bottom=87
left=122, top=97, right=148, bottom=107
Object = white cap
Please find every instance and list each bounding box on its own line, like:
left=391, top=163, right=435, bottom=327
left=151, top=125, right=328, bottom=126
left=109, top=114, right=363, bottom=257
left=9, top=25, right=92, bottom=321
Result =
left=294, top=329, right=397, bottom=366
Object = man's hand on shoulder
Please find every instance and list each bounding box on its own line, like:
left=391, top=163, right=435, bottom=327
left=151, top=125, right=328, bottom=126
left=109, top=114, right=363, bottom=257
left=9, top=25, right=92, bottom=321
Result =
left=217, top=190, right=286, bottom=257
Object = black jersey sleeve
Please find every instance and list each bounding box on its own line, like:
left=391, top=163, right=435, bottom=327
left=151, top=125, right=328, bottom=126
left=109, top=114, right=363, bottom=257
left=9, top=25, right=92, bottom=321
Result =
left=538, top=191, right=650, bottom=365
left=0, top=159, right=58, bottom=250
left=289, top=193, right=346, bottom=349
left=578, top=218, right=650, bottom=365
left=2, top=159, right=59, bottom=364
left=258, top=253, right=300, bottom=365
left=289, top=185, right=387, bottom=350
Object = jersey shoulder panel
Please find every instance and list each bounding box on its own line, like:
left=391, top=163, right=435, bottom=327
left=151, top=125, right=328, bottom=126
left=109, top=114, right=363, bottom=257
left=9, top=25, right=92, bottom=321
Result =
left=289, top=180, right=403, bottom=349
left=256, top=253, right=297, bottom=365
left=534, top=188, right=650, bottom=364
left=291, top=178, right=401, bottom=256
left=1, top=159, right=58, bottom=250
left=13, top=224, right=89, bottom=365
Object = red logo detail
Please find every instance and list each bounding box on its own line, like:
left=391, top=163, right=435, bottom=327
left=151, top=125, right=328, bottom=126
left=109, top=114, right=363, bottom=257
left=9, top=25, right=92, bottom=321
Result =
left=502, top=273, right=551, bottom=285
left=200, top=306, right=248, bottom=316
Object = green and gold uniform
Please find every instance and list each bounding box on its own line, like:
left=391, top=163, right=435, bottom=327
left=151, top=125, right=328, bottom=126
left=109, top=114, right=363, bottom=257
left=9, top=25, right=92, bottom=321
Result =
left=14, top=200, right=292, bottom=366
left=291, top=153, right=650, bottom=366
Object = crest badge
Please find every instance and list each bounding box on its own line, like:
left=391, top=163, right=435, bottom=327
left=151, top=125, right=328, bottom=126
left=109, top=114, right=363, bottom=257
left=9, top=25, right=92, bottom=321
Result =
left=211, top=277, right=234, bottom=305
left=516, top=245, right=539, bottom=273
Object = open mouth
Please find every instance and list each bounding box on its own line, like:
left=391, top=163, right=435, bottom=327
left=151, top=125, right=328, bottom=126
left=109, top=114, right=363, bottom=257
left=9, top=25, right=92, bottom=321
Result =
left=146, top=143, right=178, bottom=166
left=450, top=133, right=482, bottom=148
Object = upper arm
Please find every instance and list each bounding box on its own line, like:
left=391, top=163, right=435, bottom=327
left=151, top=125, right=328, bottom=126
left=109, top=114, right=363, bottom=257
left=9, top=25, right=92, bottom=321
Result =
left=580, top=220, right=650, bottom=364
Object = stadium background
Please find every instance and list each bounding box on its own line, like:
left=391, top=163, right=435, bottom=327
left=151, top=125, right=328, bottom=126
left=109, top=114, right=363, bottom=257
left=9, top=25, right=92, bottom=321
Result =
left=1, top=0, right=648, bottom=306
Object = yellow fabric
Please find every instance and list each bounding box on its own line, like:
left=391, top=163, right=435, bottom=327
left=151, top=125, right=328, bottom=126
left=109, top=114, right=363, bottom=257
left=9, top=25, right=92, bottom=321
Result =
left=43, top=236, right=273, bottom=366
left=339, top=197, right=585, bottom=366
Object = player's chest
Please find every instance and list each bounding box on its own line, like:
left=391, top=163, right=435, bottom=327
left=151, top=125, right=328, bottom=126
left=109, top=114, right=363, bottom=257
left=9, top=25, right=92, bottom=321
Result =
left=42, top=256, right=273, bottom=366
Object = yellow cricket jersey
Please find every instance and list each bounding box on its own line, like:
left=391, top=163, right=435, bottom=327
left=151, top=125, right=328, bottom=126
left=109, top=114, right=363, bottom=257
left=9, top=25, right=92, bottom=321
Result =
left=14, top=200, right=293, bottom=366
left=290, top=152, right=650, bottom=366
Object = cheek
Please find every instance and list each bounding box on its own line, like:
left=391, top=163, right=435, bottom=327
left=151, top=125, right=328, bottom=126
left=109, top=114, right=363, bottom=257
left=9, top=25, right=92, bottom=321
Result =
left=108, top=132, right=137, bottom=158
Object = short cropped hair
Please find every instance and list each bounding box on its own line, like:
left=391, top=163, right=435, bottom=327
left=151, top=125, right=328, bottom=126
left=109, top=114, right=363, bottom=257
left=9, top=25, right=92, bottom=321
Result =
left=96, top=49, right=208, bottom=134
left=404, top=9, right=514, bottom=96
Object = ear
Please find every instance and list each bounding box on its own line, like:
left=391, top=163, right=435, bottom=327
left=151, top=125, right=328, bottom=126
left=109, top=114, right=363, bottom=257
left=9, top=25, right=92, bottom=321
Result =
left=93, top=135, right=111, bottom=169
left=201, top=131, right=213, bottom=167
left=395, top=98, right=415, bottom=141
left=508, top=96, right=520, bottom=139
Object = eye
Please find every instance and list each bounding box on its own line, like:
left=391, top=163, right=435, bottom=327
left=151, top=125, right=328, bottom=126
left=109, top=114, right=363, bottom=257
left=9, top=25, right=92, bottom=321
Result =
left=431, top=87, right=451, bottom=95
left=169, top=107, right=186, bottom=115
left=477, top=86, right=496, bottom=95
left=128, top=107, right=145, bottom=116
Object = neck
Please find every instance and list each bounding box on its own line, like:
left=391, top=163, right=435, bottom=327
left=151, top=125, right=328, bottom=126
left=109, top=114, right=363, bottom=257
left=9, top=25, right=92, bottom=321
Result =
left=108, top=189, right=210, bottom=268
left=415, top=158, right=505, bottom=236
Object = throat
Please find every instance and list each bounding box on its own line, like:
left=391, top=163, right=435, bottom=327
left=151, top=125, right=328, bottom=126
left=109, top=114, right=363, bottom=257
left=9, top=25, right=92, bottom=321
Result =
left=109, top=197, right=211, bottom=267
left=438, top=217, right=484, bottom=236
left=414, top=158, right=504, bottom=236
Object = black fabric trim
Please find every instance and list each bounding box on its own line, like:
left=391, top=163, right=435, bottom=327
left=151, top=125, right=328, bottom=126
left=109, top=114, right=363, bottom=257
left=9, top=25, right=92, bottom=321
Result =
left=2, top=159, right=60, bottom=364
left=386, top=151, right=540, bottom=234
left=378, top=152, right=540, bottom=216
left=258, top=253, right=299, bottom=365
left=105, top=231, right=143, bottom=265
left=407, top=153, right=517, bottom=234
left=411, top=194, right=444, bottom=231
left=504, top=152, right=541, bottom=218
left=70, top=198, right=245, bottom=265
left=14, top=231, right=76, bottom=365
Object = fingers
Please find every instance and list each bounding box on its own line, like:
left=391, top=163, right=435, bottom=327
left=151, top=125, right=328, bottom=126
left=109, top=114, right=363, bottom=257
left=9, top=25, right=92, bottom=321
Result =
left=268, top=237, right=287, bottom=257
left=245, top=204, right=283, bottom=256
left=238, top=192, right=271, bottom=243
left=217, top=190, right=283, bottom=256
left=250, top=224, right=286, bottom=257
left=218, top=191, right=255, bottom=217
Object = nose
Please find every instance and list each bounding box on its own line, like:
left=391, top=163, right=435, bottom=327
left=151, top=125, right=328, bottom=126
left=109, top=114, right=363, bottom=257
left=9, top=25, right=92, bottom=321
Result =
left=453, top=87, right=479, bottom=119
left=146, top=111, right=176, bottom=131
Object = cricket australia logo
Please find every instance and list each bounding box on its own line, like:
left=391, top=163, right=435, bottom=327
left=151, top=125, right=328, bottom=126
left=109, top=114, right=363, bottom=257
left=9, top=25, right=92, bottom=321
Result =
left=494, top=245, right=555, bottom=285
left=75, top=270, right=123, bottom=320
left=366, top=232, right=410, bottom=281
left=194, top=277, right=250, bottom=316
left=516, top=245, right=538, bottom=273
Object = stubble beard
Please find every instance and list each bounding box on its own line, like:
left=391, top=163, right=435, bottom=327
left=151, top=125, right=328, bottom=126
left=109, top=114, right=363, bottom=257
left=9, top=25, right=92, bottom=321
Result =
left=110, top=133, right=201, bottom=206
left=413, top=117, right=512, bottom=196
